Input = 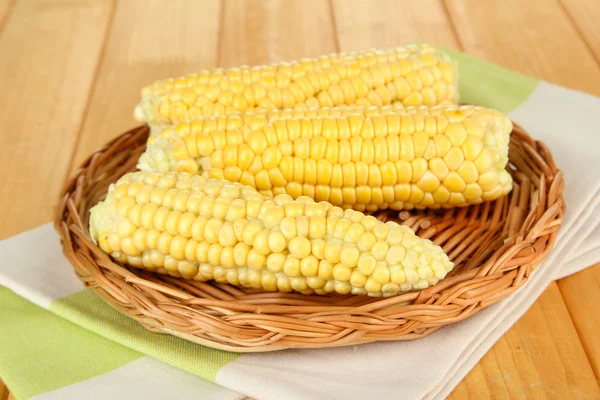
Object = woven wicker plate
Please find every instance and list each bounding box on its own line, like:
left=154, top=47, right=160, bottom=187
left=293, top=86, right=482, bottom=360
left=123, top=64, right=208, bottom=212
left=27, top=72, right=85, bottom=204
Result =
left=55, top=123, right=564, bottom=352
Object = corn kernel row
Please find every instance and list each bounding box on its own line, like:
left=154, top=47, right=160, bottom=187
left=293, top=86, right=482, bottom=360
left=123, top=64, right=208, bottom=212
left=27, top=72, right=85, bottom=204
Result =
left=146, top=104, right=407, bottom=138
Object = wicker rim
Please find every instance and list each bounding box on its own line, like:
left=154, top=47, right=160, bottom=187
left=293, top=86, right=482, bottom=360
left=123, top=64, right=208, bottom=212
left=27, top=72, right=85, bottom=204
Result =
left=55, top=123, right=565, bottom=352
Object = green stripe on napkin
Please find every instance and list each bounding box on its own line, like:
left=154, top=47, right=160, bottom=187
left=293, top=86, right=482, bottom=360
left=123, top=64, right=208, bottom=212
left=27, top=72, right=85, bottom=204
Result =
left=0, top=287, right=141, bottom=399
left=50, top=290, right=240, bottom=382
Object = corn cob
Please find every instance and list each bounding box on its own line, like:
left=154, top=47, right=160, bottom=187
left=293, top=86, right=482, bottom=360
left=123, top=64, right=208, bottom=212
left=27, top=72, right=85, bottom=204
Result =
left=134, top=43, right=458, bottom=127
left=138, top=105, right=513, bottom=211
left=89, top=171, right=453, bottom=296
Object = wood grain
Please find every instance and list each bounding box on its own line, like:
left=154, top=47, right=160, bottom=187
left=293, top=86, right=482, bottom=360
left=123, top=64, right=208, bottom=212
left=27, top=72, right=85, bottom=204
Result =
left=445, top=0, right=600, bottom=95
left=0, top=0, right=14, bottom=31
left=450, top=284, right=600, bottom=399
left=220, top=0, right=337, bottom=67
left=448, top=362, right=496, bottom=400
left=0, top=0, right=112, bottom=239
left=332, top=0, right=459, bottom=51
left=560, top=0, right=600, bottom=62
left=558, top=265, right=600, bottom=381
left=70, top=0, right=221, bottom=171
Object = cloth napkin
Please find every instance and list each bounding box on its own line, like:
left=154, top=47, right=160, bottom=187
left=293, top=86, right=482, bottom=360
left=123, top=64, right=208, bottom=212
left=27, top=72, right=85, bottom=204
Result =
left=2, top=49, right=600, bottom=400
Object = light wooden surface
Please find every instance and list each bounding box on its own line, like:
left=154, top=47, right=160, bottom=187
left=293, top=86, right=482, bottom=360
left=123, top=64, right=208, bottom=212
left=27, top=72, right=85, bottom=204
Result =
left=0, top=0, right=599, bottom=398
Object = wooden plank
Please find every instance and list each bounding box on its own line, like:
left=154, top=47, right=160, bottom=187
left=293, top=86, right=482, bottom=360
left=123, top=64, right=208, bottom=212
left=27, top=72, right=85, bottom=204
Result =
left=560, top=0, right=600, bottom=63
left=332, top=0, right=460, bottom=51
left=335, top=0, right=599, bottom=397
left=517, top=284, right=600, bottom=398
left=70, top=0, right=221, bottom=172
left=0, top=0, right=15, bottom=31
left=451, top=341, right=519, bottom=400
left=558, top=264, right=600, bottom=380
left=450, top=284, right=600, bottom=399
left=220, top=0, right=337, bottom=67
left=448, top=362, right=495, bottom=400
left=445, top=0, right=600, bottom=94
left=0, top=0, right=113, bottom=239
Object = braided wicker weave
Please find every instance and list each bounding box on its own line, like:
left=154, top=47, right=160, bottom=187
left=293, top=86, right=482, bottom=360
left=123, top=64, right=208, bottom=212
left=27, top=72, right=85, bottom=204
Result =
left=55, top=123, right=564, bottom=352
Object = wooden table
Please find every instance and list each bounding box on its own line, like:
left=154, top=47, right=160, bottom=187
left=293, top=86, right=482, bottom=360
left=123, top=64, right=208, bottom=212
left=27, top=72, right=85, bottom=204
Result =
left=0, top=0, right=599, bottom=398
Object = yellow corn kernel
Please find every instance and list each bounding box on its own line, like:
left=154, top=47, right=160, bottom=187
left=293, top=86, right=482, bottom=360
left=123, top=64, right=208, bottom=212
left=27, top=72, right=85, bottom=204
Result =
left=443, top=171, right=466, bottom=192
